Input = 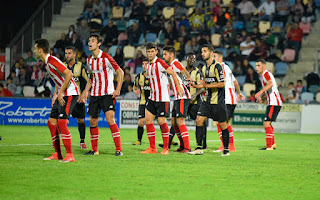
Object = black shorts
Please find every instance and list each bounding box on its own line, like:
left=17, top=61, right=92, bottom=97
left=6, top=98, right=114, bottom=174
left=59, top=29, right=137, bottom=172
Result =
left=188, top=103, right=200, bottom=120
left=71, top=102, right=86, bottom=119
left=197, top=101, right=228, bottom=122
left=138, top=105, right=146, bottom=119
left=226, top=104, right=236, bottom=119
left=172, top=99, right=190, bottom=118
left=264, top=105, right=281, bottom=122
left=146, top=99, right=170, bottom=118
left=50, top=95, right=78, bottom=120
left=87, top=95, right=115, bottom=118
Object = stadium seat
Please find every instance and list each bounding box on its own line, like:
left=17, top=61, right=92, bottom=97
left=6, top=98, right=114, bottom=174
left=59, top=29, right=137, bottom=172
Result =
left=128, top=19, right=138, bottom=27
left=258, top=21, right=271, bottom=34
left=275, top=62, right=287, bottom=76
left=229, top=48, right=240, bottom=55
left=145, top=33, right=157, bottom=43
left=112, top=6, right=123, bottom=19
left=23, top=86, right=35, bottom=97
left=243, top=83, right=256, bottom=96
left=271, top=21, right=284, bottom=33
left=185, top=0, right=196, bottom=7
left=136, top=46, right=147, bottom=57
left=288, top=0, right=295, bottom=5
left=232, top=21, right=245, bottom=30
left=236, top=75, right=246, bottom=86
left=301, top=92, right=314, bottom=103
left=162, top=7, right=175, bottom=20
left=224, top=61, right=234, bottom=70
left=116, top=20, right=127, bottom=31
left=14, top=86, right=23, bottom=97
left=188, top=7, right=195, bottom=16
left=299, top=22, right=311, bottom=34
left=216, top=48, right=227, bottom=57
left=158, top=32, right=166, bottom=45
left=308, top=85, right=319, bottom=96
left=272, top=21, right=284, bottom=28
left=222, top=0, right=232, bottom=5
left=316, top=93, right=320, bottom=102
left=281, top=49, right=295, bottom=62
left=109, top=45, right=119, bottom=57
left=266, top=62, right=275, bottom=73
left=123, top=45, right=135, bottom=59
left=145, top=0, right=156, bottom=7
left=211, top=34, right=221, bottom=47
left=246, top=21, right=257, bottom=33
left=119, top=32, right=128, bottom=42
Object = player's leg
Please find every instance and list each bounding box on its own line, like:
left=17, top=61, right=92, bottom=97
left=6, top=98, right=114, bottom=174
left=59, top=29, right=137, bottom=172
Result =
left=226, top=118, right=235, bottom=152
left=270, top=124, right=276, bottom=149
left=77, top=118, right=87, bottom=149
left=171, top=117, right=183, bottom=151
left=176, top=99, right=191, bottom=152
left=218, top=121, right=230, bottom=156
left=156, top=101, right=170, bottom=155
left=134, top=105, right=146, bottom=145
left=140, top=107, right=157, bottom=154
left=188, top=115, right=207, bottom=155
left=213, top=104, right=230, bottom=156
left=202, top=119, right=208, bottom=149
left=214, top=122, right=224, bottom=152
left=105, top=110, right=122, bottom=156
left=44, top=113, right=63, bottom=160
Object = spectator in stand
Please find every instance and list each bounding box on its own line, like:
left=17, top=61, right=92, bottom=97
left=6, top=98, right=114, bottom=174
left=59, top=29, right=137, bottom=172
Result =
left=31, top=65, right=41, bottom=86
left=128, top=21, right=141, bottom=46
left=302, top=0, right=316, bottom=23
left=49, top=48, right=54, bottom=55
left=266, top=30, right=276, bottom=48
left=242, top=58, right=253, bottom=74
left=214, top=7, right=230, bottom=34
left=240, top=35, right=255, bottom=58
left=113, top=47, right=124, bottom=69
left=191, top=37, right=201, bottom=58
left=12, top=62, right=21, bottom=76
left=70, top=33, right=83, bottom=52
left=18, top=58, right=27, bottom=72
left=250, top=26, right=261, bottom=41
left=222, top=21, right=233, bottom=47
left=101, top=20, right=118, bottom=46
left=291, top=0, right=305, bottom=22
left=167, top=15, right=178, bottom=33
left=232, top=59, right=244, bottom=76
left=24, top=51, right=37, bottom=68
left=121, top=73, right=133, bottom=95
left=247, top=90, right=256, bottom=102
left=0, top=83, right=13, bottom=97
left=305, top=72, right=320, bottom=91
left=295, top=79, right=306, bottom=100
left=19, top=67, right=32, bottom=87
left=10, top=71, right=20, bottom=86
left=6, top=77, right=17, bottom=95
left=175, top=5, right=188, bottom=19
left=54, top=33, right=71, bottom=56
left=249, top=38, right=268, bottom=60
left=124, top=84, right=138, bottom=100
left=237, top=0, right=256, bottom=23
left=178, top=24, right=190, bottom=41
left=257, top=0, right=275, bottom=21
left=245, top=66, right=262, bottom=92
left=66, top=25, right=75, bottom=41
left=77, top=20, right=90, bottom=43
left=275, top=0, right=290, bottom=24
left=92, top=0, right=106, bottom=19
left=286, top=82, right=296, bottom=103
left=149, top=9, right=165, bottom=34
left=236, top=29, right=248, bottom=45
left=134, top=50, right=145, bottom=69
left=185, top=40, right=193, bottom=55
left=37, top=66, right=45, bottom=80
left=189, top=7, right=205, bottom=31
left=286, top=22, right=303, bottom=63
left=164, top=23, right=178, bottom=45
left=206, top=14, right=216, bottom=35
left=130, top=0, right=145, bottom=20
left=81, top=0, right=93, bottom=21
left=178, top=14, right=190, bottom=29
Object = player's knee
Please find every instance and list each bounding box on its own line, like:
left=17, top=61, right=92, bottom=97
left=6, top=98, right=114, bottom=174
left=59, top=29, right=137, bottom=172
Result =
left=196, top=118, right=204, bottom=126
left=77, top=118, right=84, bottom=124
left=176, top=118, right=185, bottom=127
left=138, top=119, right=145, bottom=127
left=90, top=117, right=98, bottom=127
left=263, top=121, right=271, bottom=127
left=158, top=118, right=166, bottom=125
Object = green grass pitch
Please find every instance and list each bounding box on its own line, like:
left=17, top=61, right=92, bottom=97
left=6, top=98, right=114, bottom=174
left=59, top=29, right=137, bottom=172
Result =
left=0, top=125, right=320, bottom=200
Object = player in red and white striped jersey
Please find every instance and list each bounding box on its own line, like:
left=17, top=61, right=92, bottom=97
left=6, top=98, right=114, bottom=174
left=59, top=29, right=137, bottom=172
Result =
left=162, top=46, right=192, bottom=153
left=79, top=34, right=124, bottom=156
left=140, top=43, right=184, bottom=155
left=34, top=39, right=79, bottom=162
left=213, top=50, right=244, bottom=152
left=255, top=59, right=282, bottom=150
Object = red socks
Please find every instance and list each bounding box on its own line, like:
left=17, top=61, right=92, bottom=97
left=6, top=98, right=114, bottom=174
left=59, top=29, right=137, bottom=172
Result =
left=217, top=122, right=223, bottom=144
left=47, top=121, right=62, bottom=157
left=90, top=126, right=99, bottom=152
left=58, top=119, right=73, bottom=154
left=146, top=123, right=156, bottom=149
left=271, top=125, right=275, bottom=145
left=160, top=123, right=169, bottom=150
left=110, top=124, right=122, bottom=152
left=265, top=126, right=273, bottom=148
left=228, top=125, right=234, bottom=144
left=179, top=124, right=190, bottom=150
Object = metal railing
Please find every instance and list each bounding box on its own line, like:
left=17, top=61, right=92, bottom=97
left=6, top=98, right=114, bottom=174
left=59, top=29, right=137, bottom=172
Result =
left=5, top=0, right=67, bottom=79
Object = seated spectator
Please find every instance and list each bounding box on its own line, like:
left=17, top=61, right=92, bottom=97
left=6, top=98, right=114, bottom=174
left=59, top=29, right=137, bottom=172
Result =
left=237, top=0, right=256, bottom=22
left=134, top=50, right=145, bottom=69
left=92, top=0, right=106, bottom=19
left=10, top=71, right=20, bottom=86
left=24, top=51, right=37, bottom=68
left=214, top=7, right=230, bottom=34
left=178, top=24, right=190, bottom=41
left=247, top=90, right=256, bottom=102
left=70, top=33, right=83, bottom=51
left=130, top=0, right=145, bottom=20
left=286, top=82, right=296, bottom=103
left=242, top=58, right=253, bottom=74
left=164, top=23, right=178, bottom=45
left=295, top=79, right=306, bottom=100
left=249, top=38, right=268, bottom=60
left=18, top=58, right=27, bottom=72
left=185, top=40, right=193, bottom=55
left=257, top=0, right=275, bottom=21
left=285, top=22, right=303, bottom=63
left=178, top=15, right=190, bottom=29
left=88, top=10, right=103, bottom=32
left=250, top=26, right=261, bottom=41
left=302, top=0, right=316, bottom=23
left=265, top=30, right=276, bottom=48
left=275, top=0, right=290, bottom=24
left=66, top=25, right=75, bottom=41
left=291, top=0, right=304, bottom=22
left=0, top=83, right=13, bottom=97
left=101, top=20, right=118, bottom=46
left=189, top=7, right=205, bottom=31
left=54, top=33, right=71, bottom=56
left=232, top=59, right=244, bottom=76
left=19, top=67, right=32, bottom=87
left=128, top=21, right=141, bottom=46
left=76, top=20, right=90, bottom=43
left=31, top=65, right=41, bottom=86
left=245, top=66, right=262, bottom=92
left=222, top=21, right=233, bottom=48
left=305, top=72, right=320, bottom=91
left=12, top=62, right=21, bottom=76
left=121, top=73, right=133, bottom=95
left=114, top=47, right=124, bottom=68
left=6, top=77, right=17, bottom=95
left=149, top=9, right=165, bottom=34
left=240, top=36, right=255, bottom=58
left=124, top=84, right=138, bottom=100
left=206, top=14, right=216, bottom=35
left=80, top=0, right=93, bottom=21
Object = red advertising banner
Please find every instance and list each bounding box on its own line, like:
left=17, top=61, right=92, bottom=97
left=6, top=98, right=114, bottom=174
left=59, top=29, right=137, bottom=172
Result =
left=0, top=54, right=5, bottom=80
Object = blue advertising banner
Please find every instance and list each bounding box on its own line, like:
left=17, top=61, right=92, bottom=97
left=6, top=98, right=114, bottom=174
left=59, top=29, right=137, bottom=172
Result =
left=0, top=97, right=120, bottom=127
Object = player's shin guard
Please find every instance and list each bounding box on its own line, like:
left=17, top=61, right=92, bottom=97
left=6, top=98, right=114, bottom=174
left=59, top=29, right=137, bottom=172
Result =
left=160, top=123, right=170, bottom=150
left=146, top=123, right=156, bottom=149
left=110, top=124, right=122, bottom=151
left=265, top=126, right=273, bottom=148
left=58, top=119, right=73, bottom=154
left=221, top=128, right=229, bottom=151
left=179, top=124, right=190, bottom=150
left=174, top=125, right=183, bottom=149
left=195, top=126, right=204, bottom=148
left=78, top=122, right=86, bottom=143
left=137, top=126, right=144, bottom=142
left=90, top=126, right=99, bottom=152
left=48, top=121, right=62, bottom=158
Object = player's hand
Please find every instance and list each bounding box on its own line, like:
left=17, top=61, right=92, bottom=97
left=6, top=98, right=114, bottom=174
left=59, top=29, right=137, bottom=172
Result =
left=112, top=89, right=120, bottom=98
left=135, top=89, right=140, bottom=96
left=200, top=80, right=206, bottom=87
left=178, top=86, right=184, bottom=97
left=52, top=94, right=57, bottom=107
left=256, top=96, right=262, bottom=103
left=58, top=92, right=65, bottom=106
left=187, top=82, right=195, bottom=88
left=238, top=93, right=245, bottom=101
left=185, top=77, right=195, bottom=82
left=255, top=91, right=263, bottom=100
left=78, top=91, right=88, bottom=103
left=190, top=94, right=196, bottom=102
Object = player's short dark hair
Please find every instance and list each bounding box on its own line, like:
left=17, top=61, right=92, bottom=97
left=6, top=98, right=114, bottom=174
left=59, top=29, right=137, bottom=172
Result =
left=256, top=59, right=266, bottom=65
left=201, top=44, right=214, bottom=52
left=65, top=46, right=76, bottom=53
left=34, top=39, right=49, bottom=53
left=186, top=53, right=195, bottom=57
left=146, top=42, right=157, bottom=50
left=163, top=45, right=176, bottom=56
left=143, top=58, right=148, bottom=62
left=297, top=79, right=302, bottom=83
left=213, top=50, right=223, bottom=57
left=289, top=82, right=294, bottom=85
left=89, top=33, right=104, bottom=44
left=0, top=83, right=4, bottom=88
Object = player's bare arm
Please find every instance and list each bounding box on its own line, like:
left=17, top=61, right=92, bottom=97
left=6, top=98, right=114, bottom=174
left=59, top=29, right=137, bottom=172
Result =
left=79, top=79, right=92, bottom=103
left=255, top=79, right=273, bottom=100
left=133, top=85, right=140, bottom=96
left=112, top=68, right=124, bottom=98
left=234, top=80, right=244, bottom=101
left=181, top=68, right=194, bottom=82
left=58, top=68, right=74, bottom=106
left=191, top=88, right=205, bottom=102
left=201, top=80, right=225, bottom=88
left=52, top=86, right=58, bottom=107
left=166, top=67, right=184, bottom=96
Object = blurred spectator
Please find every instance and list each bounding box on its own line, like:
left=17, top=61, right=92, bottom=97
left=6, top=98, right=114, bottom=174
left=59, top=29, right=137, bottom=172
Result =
left=54, top=33, right=71, bottom=56
left=233, top=60, right=244, bottom=76
left=0, top=83, right=13, bottom=97
left=81, top=0, right=93, bottom=21
left=134, top=50, right=145, bottom=68
left=6, top=77, right=17, bottom=95
left=178, top=15, right=190, bottom=29
left=189, top=7, right=205, bottom=31
left=257, top=0, right=275, bottom=21
left=249, top=38, right=268, bottom=60
left=70, top=33, right=83, bottom=51
left=101, top=20, right=118, bottom=46
left=250, top=26, right=261, bottom=41
left=240, top=36, right=255, bottom=57
left=77, top=20, right=91, bottom=42
left=237, top=0, right=256, bottom=22
left=286, top=22, right=303, bottom=63
left=266, top=30, right=276, bottom=48
left=295, top=79, right=306, bottom=100
left=11, top=62, right=21, bottom=76
left=130, top=0, right=145, bottom=20
left=19, top=67, right=32, bottom=87
left=128, top=21, right=141, bottom=45
left=286, top=82, right=296, bottom=103
left=305, top=72, right=320, bottom=91
left=121, top=73, right=133, bottom=95
left=31, top=65, right=41, bottom=86
left=206, top=15, right=216, bottom=35
left=302, top=0, right=316, bottom=23
left=92, top=0, right=106, bottom=19
left=211, top=2, right=220, bottom=16
left=164, top=23, right=178, bottom=45
left=291, top=0, right=304, bottom=22
left=247, top=90, right=256, bottom=102
left=149, top=9, right=165, bottom=34
left=167, top=15, right=178, bottom=33
left=222, top=21, right=233, bottom=47
left=10, top=71, right=20, bottom=86
left=242, top=58, right=253, bottom=74
left=275, top=0, right=290, bottom=24
left=214, top=7, right=230, bottom=34
left=66, top=25, right=75, bottom=41
left=124, top=84, right=138, bottom=99
left=245, top=66, right=262, bottom=92
left=178, top=24, right=190, bottom=41
left=113, top=47, right=124, bottom=68
left=88, top=10, right=103, bottom=32
left=24, top=51, right=37, bottom=68
left=49, top=48, right=54, bottom=55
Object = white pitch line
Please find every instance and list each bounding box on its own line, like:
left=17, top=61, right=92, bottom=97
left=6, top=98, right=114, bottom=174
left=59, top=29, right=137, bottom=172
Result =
left=0, top=139, right=257, bottom=147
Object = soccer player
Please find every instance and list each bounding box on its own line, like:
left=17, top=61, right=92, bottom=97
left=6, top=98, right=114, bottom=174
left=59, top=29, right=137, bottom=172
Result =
left=64, top=46, right=89, bottom=149
left=212, top=50, right=244, bottom=152
left=34, top=39, right=79, bottom=162
left=132, top=59, right=150, bottom=145
left=162, top=46, right=192, bottom=153
left=255, top=59, right=282, bottom=150
left=79, top=34, right=124, bottom=156
left=188, top=44, right=230, bottom=156
left=140, top=42, right=183, bottom=154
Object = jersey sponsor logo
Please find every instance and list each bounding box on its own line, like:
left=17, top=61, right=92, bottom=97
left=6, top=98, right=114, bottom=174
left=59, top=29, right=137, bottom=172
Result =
left=206, top=77, right=217, bottom=82
left=0, top=101, right=51, bottom=117
left=91, top=70, right=104, bottom=73
left=144, top=86, right=151, bottom=90
left=160, top=112, right=164, bottom=115
left=59, top=114, right=64, bottom=117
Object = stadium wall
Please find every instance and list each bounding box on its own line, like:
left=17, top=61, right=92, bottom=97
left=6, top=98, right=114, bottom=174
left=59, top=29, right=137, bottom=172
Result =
left=0, top=98, right=318, bottom=134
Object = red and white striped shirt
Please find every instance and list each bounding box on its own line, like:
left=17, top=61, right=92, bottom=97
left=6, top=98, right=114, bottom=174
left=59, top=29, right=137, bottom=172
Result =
left=146, top=56, right=170, bottom=102
left=87, top=50, right=120, bottom=96
left=221, top=62, right=237, bottom=105
left=45, top=54, right=79, bottom=96
left=260, top=70, right=282, bottom=106
left=170, top=59, right=191, bottom=100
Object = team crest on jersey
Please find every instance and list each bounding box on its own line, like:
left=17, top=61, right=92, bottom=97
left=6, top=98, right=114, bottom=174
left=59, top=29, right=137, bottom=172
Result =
left=74, top=72, right=80, bottom=76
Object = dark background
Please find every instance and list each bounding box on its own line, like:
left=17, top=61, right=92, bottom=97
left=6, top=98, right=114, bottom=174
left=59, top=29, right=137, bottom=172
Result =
left=0, top=0, right=44, bottom=51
